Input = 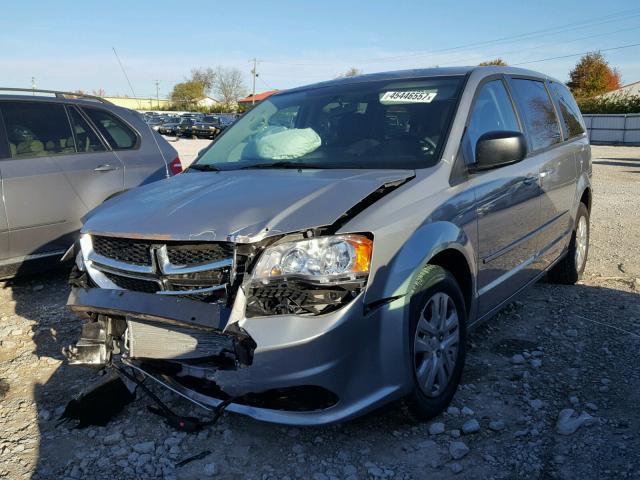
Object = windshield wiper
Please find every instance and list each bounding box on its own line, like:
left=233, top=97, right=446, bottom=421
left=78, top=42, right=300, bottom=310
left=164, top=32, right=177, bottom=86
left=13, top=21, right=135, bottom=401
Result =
left=188, top=163, right=221, bottom=172
left=239, top=161, right=312, bottom=170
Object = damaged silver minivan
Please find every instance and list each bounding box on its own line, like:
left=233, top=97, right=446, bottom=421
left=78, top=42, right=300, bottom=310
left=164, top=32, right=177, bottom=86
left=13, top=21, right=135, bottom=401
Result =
left=65, top=66, right=592, bottom=425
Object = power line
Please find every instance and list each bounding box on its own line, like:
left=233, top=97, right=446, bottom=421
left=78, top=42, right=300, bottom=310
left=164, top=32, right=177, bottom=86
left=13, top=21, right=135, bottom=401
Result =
left=260, top=8, right=640, bottom=66
left=436, top=24, right=640, bottom=67
left=256, top=72, right=276, bottom=91
left=512, top=41, right=640, bottom=66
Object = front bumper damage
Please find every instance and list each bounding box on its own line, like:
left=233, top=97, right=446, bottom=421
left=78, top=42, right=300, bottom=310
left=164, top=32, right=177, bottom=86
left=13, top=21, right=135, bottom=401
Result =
left=65, top=284, right=410, bottom=425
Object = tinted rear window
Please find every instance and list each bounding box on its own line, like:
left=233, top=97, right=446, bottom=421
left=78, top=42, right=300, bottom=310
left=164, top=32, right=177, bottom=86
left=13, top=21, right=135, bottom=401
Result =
left=510, top=79, right=562, bottom=152
left=549, top=82, right=585, bottom=139
left=1, top=101, right=74, bottom=158
left=83, top=107, right=138, bottom=150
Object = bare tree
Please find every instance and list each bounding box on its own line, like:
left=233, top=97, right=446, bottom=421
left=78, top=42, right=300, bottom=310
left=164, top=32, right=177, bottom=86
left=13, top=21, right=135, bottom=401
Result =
left=213, top=67, right=247, bottom=107
left=92, top=88, right=106, bottom=97
left=190, top=67, right=216, bottom=95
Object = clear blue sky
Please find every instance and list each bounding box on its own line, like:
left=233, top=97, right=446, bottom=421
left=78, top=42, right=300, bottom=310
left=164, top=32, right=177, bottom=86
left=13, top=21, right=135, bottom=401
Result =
left=2, top=0, right=639, bottom=98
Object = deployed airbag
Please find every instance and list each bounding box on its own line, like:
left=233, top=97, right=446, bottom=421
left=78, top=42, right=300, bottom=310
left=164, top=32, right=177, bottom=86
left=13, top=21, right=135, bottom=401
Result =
left=256, top=128, right=321, bottom=160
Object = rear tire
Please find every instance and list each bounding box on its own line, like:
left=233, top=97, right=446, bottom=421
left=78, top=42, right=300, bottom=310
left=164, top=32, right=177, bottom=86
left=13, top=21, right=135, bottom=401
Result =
left=403, top=265, right=467, bottom=421
left=547, top=202, right=589, bottom=285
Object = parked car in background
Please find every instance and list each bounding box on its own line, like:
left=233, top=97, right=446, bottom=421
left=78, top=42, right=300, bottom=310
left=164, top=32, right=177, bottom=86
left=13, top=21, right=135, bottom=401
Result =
left=158, top=120, right=181, bottom=136
left=0, top=88, right=182, bottom=278
left=175, top=118, right=196, bottom=137
left=191, top=115, right=224, bottom=139
left=66, top=67, right=591, bottom=425
left=145, top=116, right=164, bottom=131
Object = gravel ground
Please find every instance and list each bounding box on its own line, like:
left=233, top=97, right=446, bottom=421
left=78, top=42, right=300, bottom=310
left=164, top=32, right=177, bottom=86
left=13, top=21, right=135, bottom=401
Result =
left=0, top=145, right=638, bottom=480
left=167, top=136, right=211, bottom=168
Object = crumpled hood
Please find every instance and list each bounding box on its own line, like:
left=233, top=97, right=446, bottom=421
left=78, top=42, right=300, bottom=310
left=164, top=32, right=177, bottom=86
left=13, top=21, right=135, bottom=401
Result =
left=83, top=169, right=414, bottom=242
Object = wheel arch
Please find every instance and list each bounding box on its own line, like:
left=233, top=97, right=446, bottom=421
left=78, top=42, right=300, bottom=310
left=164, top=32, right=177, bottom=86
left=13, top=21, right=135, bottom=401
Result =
left=365, top=221, right=477, bottom=318
left=427, top=248, right=473, bottom=316
left=579, top=186, right=592, bottom=212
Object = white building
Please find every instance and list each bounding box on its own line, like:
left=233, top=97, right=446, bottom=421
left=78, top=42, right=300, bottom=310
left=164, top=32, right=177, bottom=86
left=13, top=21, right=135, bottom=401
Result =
left=196, top=96, right=222, bottom=108
left=601, top=80, right=640, bottom=98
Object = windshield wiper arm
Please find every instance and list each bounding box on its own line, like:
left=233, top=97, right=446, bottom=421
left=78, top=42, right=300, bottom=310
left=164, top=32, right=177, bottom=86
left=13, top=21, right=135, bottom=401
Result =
left=239, top=161, right=311, bottom=169
left=188, top=164, right=221, bottom=172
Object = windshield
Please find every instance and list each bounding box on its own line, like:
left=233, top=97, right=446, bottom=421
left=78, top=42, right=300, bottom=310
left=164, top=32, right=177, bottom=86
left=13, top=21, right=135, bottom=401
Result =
left=193, top=76, right=463, bottom=170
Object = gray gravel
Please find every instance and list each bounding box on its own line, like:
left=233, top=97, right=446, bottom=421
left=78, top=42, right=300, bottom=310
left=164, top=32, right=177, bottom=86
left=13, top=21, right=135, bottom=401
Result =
left=0, top=145, right=638, bottom=479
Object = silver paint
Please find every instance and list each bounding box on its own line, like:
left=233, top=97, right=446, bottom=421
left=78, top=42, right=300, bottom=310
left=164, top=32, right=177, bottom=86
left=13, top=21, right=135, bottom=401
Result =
left=73, top=66, right=592, bottom=425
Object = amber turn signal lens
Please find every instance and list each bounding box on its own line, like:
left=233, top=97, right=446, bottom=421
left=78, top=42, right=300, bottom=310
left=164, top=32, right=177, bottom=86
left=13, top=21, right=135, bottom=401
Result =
left=347, top=236, right=373, bottom=273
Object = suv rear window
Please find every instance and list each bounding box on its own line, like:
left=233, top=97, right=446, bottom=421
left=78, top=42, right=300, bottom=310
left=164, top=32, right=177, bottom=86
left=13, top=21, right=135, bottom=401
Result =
left=510, top=79, right=562, bottom=152
left=548, top=82, right=585, bottom=139
left=67, top=107, right=106, bottom=153
left=83, top=107, right=138, bottom=150
left=194, top=76, right=464, bottom=170
left=1, top=101, right=74, bottom=158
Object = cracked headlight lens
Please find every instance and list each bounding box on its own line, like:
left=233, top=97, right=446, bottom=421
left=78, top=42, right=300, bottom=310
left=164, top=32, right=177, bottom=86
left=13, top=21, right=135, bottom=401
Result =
left=252, top=234, right=373, bottom=283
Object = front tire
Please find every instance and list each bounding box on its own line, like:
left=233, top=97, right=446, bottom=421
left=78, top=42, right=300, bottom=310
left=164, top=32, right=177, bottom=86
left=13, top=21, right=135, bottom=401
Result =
left=547, top=202, right=589, bottom=285
left=404, top=265, right=467, bottom=420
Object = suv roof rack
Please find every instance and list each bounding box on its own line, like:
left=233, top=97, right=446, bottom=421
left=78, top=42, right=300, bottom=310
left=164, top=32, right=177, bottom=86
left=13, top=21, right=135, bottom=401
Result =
left=0, top=87, right=112, bottom=104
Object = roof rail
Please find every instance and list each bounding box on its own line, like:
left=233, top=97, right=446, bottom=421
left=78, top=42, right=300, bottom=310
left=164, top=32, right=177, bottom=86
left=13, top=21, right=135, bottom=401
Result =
left=0, top=87, right=112, bottom=104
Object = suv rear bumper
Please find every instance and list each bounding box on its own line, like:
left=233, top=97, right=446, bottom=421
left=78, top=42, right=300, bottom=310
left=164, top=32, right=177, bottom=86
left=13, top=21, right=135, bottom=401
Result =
left=66, top=288, right=411, bottom=425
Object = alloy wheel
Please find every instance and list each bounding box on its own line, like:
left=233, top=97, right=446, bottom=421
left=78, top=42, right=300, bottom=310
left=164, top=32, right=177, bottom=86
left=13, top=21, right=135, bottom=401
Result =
left=575, top=215, right=588, bottom=271
left=413, top=292, right=460, bottom=397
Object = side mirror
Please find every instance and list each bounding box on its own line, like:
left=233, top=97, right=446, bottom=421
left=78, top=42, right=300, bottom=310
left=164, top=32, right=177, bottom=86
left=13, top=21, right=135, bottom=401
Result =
left=474, top=131, right=527, bottom=171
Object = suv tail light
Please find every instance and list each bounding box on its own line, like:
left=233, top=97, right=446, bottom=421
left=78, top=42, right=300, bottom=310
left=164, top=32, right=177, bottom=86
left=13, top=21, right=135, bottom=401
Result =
left=169, top=156, right=183, bottom=175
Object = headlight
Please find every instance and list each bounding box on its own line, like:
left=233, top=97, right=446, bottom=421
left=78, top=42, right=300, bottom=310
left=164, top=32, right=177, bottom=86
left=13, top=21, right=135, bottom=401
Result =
left=252, top=234, right=372, bottom=283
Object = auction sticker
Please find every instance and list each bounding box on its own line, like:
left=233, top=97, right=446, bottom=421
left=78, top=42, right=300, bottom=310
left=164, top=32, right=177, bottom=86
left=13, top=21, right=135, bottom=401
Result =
left=380, top=90, right=437, bottom=104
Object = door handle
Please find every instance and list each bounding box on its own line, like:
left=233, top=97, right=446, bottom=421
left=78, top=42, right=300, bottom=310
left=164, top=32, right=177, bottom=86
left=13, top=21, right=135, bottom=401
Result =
left=94, top=164, right=117, bottom=172
left=539, top=168, right=553, bottom=179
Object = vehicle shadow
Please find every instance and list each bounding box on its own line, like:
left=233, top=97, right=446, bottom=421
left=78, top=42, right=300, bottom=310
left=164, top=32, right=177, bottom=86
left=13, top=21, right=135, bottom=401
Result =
left=6, top=267, right=639, bottom=478
left=592, top=159, right=640, bottom=168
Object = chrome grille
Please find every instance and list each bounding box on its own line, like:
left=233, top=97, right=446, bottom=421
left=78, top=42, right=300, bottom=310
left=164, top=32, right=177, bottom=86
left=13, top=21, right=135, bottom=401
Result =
left=86, top=236, right=234, bottom=303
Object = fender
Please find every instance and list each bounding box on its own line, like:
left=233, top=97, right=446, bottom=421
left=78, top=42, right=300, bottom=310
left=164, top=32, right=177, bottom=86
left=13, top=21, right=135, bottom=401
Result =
left=573, top=173, right=592, bottom=221
left=364, top=220, right=477, bottom=306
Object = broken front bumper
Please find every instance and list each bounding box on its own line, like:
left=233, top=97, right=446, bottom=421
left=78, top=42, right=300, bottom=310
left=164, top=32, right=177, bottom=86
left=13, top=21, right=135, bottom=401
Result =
left=66, top=287, right=411, bottom=425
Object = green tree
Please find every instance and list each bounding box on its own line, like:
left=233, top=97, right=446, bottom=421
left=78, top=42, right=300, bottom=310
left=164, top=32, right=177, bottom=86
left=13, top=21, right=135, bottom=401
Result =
left=170, top=81, right=205, bottom=108
left=478, top=59, right=507, bottom=66
left=567, top=52, right=621, bottom=99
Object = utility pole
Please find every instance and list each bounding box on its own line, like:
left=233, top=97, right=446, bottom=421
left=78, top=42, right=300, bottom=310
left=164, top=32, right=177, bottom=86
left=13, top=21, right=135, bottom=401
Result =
left=249, top=58, right=260, bottom=105
left=155, top=80, right=160, bottom=110
left=31, top=77, right=36, bottom=95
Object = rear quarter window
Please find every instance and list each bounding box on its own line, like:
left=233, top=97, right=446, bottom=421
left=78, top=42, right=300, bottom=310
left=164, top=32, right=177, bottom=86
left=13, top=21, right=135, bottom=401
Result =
left=548, top=82, right=586, bottom=139
left=82, top=107, right=138, bottom=150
